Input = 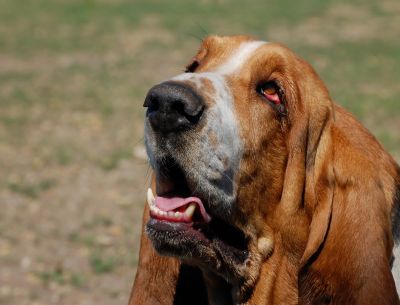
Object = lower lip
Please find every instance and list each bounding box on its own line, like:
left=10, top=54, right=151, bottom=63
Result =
left=147, top=218, right=209, bottom=242
left=148, top=217, right=192, bottom=230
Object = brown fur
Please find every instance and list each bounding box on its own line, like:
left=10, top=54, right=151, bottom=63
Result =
left=130, top=36, right=400, bottom=305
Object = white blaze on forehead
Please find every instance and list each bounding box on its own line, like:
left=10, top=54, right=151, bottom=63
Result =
left=170, top=41, right=266, bottom=90
left=167, top=41, right=267, bottom=170
left=170, top=40, right=267, bottom=129
left=170, top=42, right=267, bottom=149
left=214, top=40, right=266, bottom=75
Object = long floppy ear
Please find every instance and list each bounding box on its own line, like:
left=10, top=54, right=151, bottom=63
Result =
left=129, top=191, right=209, bottom=305
left=286, top=65, right=400, bottom=303
left=299, top=110, right=399, bottom=304
left=277, top=56, right=335, bottom=257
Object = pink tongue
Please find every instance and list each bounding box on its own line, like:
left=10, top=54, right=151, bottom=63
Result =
left=155, top=196, right=211, bottom=223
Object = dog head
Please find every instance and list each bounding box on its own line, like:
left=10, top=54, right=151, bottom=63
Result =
left=143, top=35, right=333, bottom=294
left=142, top=35, right=399, bottom=304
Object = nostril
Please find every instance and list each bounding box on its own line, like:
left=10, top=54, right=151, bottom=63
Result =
left=172, top=100, right=196, bottom=121
left=172, top=100, right=204, bottom=125
left=171, top=100, right=185, bottom=116
left=185, top=107, right=204, bottom=124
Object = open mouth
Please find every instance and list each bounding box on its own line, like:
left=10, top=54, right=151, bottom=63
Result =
left=145, top=159, right=249, bottom=266
left=147, top=188, right=211, bottom=223
left=147, top=156, right=213, bottom=228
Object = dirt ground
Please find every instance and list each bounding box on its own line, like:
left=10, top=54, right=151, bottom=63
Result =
left=0, top=1, right=399, bottom=305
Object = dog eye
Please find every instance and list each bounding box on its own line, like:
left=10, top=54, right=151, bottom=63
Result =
left=184, top=60, right=199, bottom=73
left=256, top=81, right=281, bottom=105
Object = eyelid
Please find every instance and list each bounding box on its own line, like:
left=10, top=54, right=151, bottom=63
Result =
left=256, top=81, right=287, bottom=116
left=256, top=81, right=279, bottom=97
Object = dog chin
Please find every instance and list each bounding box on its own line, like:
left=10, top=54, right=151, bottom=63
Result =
left=147, top=217, right=251, bottom=282
left=146, top=219, right=213, bottom=260
left=145, top=185, right=250, bottom=282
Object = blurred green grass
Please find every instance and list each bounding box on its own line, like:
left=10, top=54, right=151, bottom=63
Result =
left=0, top=0, right=399, bottom=304
left=1, top=0, right=399, bottom=158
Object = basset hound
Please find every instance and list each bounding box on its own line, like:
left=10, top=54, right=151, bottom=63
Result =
left=129, top=35, right=400, bottom=305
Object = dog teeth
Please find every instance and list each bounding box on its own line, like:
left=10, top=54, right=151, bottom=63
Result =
left=185, top=203, right=196, bottom=218
left=147, top=188, right=155, bottom=208
left=147, top=188, right=198, bottom=222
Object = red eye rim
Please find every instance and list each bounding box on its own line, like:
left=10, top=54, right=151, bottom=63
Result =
left=257, top=82, right=281, bottom=105
left=256, top=81, right=287, bottom=116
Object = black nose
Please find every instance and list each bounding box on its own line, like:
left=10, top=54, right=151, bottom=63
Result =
left=144, top=82, right=205, bottom=133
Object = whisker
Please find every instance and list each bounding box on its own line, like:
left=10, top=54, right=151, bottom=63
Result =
left=184, top=31, right=203, bottom=42
left=195, top=23, right=209, bottom=38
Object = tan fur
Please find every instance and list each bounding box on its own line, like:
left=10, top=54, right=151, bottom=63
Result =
left=130, top=36, right=400, bottom=305
left=129, top=204, right=180, bottom=305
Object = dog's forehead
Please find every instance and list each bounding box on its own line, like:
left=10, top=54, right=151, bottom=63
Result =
left=167, top=36, right=269, bottom=122
left=196, top=35, right=267, bottom=75
left=171, top=36, right=267, bottom=93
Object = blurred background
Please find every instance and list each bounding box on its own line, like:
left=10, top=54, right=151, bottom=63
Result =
left=0, top=0, right=399, bottom=304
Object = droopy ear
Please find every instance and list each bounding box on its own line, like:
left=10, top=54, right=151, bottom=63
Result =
left=300, top=105, right=335, bottom=267
left=276, top=56, right=333, bottom=216
left=297, top=108, right=399, bottom=304
left=276, top=55, right=398, bottom=303
left=129, top=194, right=209, bottom=305
left=277, top=58, right=335, bottom=245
